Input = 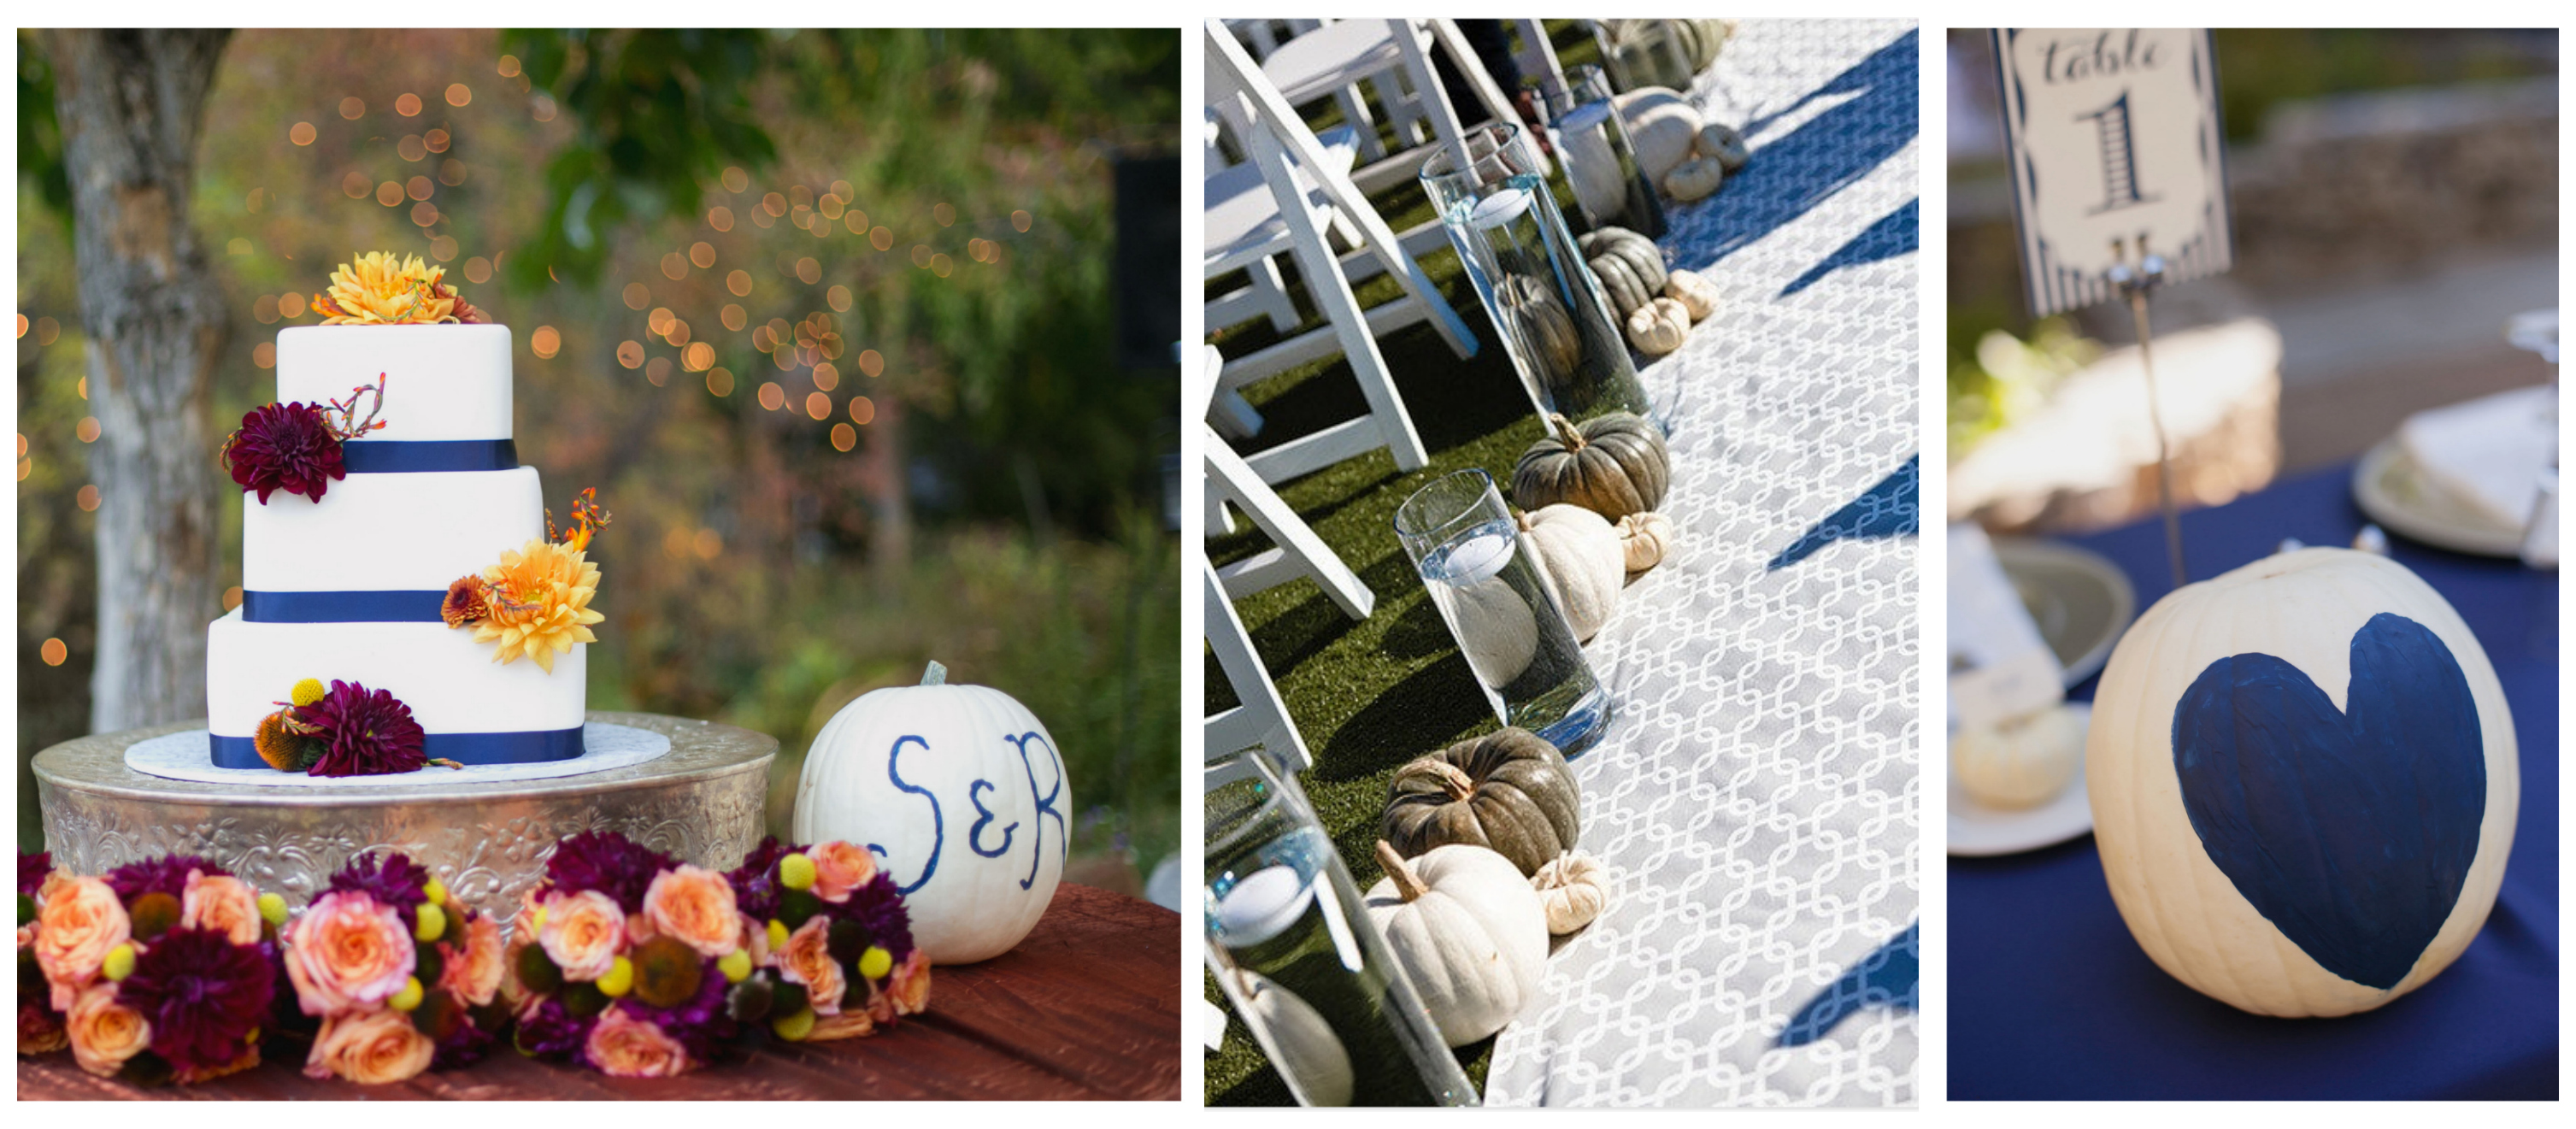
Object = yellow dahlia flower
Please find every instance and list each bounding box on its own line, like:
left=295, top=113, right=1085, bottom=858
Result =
left=312, top=252, right=484, bottom=326
left=472, top=539, right=603, bottom=673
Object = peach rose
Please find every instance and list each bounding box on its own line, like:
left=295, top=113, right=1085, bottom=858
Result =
left=306, top=1008, right=435, bottom=1084
left=441, top=912, right=505, bottom=1008
left=538, top=889, right=625, bottom=981
left=508, top=886, right=544, bottom=942
left=35, top=877, right=128, bottom=1012
left=809, top=841, right=879, bottom=903
left=809, top=1008, right=876, bottom=1041
left=740, top=913, right=773, bottom=966
left=775, top=916, right=846, bottom=1016
left=181, top=870, right=263, bottom=946
left=644, top=865, right=739, bottom=957
left=65, top=984, right=150, bottom=1079
left=285, top=891, right=416, bottom=1015
left=584, top=1006, right=693, bottom=1078
left=865, top=948, right=933, bottom=1025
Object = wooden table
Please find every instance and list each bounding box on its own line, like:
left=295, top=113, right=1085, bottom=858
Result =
left=20, top=884, right=1180, bottom=1101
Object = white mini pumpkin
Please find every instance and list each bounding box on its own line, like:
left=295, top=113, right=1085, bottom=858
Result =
left=1696, top=122, right=1750, bottom=173
left=1664, top=270, right=1720, bottom=323
left=1626, top=297, right=1691, bottom=356
left=1364, top=841, right=1548, bottom=1047
left=791, top=661, right=1070, bottom=964
left=1531, top=852, right=1609, bottom=935
left=2088, top=548, right=2517, bottom=1017
left=1661, top=156, right=1724, bottom=203
left=1516, top=504, right=1626, bottom=642
left=1951, top=703, right=2084, bottom=809
left=1615, top=511, right=1676, bottom=573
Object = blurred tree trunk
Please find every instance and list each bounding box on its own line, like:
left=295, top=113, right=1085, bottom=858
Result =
left=863, top=393, right=909, bottom=592
left=44, top=29, right=232, bottom=732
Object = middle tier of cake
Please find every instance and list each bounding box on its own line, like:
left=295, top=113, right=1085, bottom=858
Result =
left=244, top=467, right=543, bottom=593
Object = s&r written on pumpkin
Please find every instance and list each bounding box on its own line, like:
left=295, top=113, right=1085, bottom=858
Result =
left=866, top=729, right=1069, bottom=896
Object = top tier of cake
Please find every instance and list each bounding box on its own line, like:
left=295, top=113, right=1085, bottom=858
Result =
left=276, top=324, right=515, bottom=440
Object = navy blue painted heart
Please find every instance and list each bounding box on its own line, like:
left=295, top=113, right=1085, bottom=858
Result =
left=2171, top=612, right=2484, bottom=990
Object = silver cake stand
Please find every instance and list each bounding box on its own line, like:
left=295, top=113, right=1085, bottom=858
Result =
left=34, top=711, right=774, bottom=919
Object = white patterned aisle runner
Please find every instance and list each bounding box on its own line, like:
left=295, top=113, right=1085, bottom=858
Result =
left=1483, top=20, right=1920, bottom=1107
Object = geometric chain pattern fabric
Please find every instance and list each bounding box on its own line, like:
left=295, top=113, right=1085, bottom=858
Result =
left=1483, top=19, right=1920, bottom=1107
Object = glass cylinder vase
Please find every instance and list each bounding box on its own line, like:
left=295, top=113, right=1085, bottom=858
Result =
left=1544, top=64, right=1666, bottom=239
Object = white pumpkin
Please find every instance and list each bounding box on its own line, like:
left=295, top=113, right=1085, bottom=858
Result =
left=2088, top=548, right=2517, bottom=1017
left=1613, top=88, right=1701, bottom=181
left=1448, top=574, right=1537, bottom=689
left=791, top=661, right=1069, bottom=964
left=1664, top=269, right=1720, bottom=322
left=1516, top=504, right=1625, bottom=642
left=1661, top=156, right=1724, bottom=203
left=1236, top=972, right=1353, bottom=1107
left=1626, top=297, right=1691, bottom=357
left=1531, top=852, right=1609, bottom=935
left=1363, top=841, right=1548, bottom=1047
left=1951, top=704, right=2084, bottom=809
left=1696, top=122, right=1750, bottom=173
left=1615, top=511, right=1675, bottom=573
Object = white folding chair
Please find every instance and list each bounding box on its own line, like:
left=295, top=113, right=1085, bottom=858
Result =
left=1204, top=558, right=1314, bottom=773
left=1263, top=20, right=1521, bottom=197
left=1206, top=21, right=1482, bottom=485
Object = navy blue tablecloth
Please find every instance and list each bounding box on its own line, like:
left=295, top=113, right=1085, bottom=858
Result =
left=1949, top=462, right=2559, bottom=1100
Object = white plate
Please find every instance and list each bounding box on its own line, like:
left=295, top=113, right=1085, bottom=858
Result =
left=1992, top=539, right=2135, bottom=688
left=2352, top=437, right=2526, bottom=558
left=1947, top=703, right=2095, bottom=856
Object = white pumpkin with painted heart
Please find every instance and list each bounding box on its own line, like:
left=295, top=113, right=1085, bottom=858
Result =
left=791, top=661, right=1069, bottom=964
left=2087, top=548, right=2516, bottom=1017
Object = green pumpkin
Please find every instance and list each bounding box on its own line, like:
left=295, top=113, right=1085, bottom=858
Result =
left=1382, top=727, right=1581, bottom=877
left=1501, top=275, right=1583, bottom=380
left=1511, top=411, right=1671, bottom=520
left=1579, top=227, right=1667, bottom=318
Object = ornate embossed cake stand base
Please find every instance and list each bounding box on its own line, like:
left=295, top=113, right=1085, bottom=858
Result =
left=35, top=711, right=773, bottom=918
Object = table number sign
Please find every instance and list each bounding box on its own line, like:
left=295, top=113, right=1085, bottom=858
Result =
left=1993, top=28, right=2232, bottom=318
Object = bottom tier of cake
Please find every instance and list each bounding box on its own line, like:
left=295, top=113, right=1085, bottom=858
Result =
left=208, top=609, right=586, bottom=754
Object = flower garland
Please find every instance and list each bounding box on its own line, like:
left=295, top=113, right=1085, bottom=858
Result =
left=730, top=838, right=930, bottom=1043
left=221, top=376, right=389, bottom=505
left=444, top=488, right=610, bottom=673
left=282, top=853, right=506, bottom=1083
left=24, top=853, right=280, bottom=1084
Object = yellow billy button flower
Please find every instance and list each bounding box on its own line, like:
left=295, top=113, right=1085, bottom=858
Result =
left=415, top=902, right=447, bottom=943
left=291, top=678, right=326, bottom=708
left=779, top=852, right=816, bottom=891
left=858, top=945, right=893, bottom=981
left=423, top=877, right=449, bottom=906
left=719, top=949, right=753, bottom=984
left=773, top=1008, right=817, bottom=1042
left=767, top=919, right=790, bottom=951
left=597, top=956, right=636, bottom=998
left=391, top=976, right=425, bottom=1012
left=102, top=943, right=138, bottom=981
left=257, top=892, right=289, bottom=928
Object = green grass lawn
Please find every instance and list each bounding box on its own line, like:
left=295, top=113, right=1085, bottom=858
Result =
left=1203, top=21, right=1605, bottom=1105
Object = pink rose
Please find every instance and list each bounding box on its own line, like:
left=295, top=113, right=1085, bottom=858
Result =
left=584, top=1006, right=693, bottom=1078
left=809, top=841, right=879, bottom=903
left=441, top=912, right=505, bottom=1008
left=181, top=870, right=263, bottom=947
left=306, top=1008, right=434, bottom=1084
left=644, top=865, right=739, bottom=957
left=538, top=889, right=625, bottom=981
left=775, top=916, right=846, bottom=1016
left=285, top=891, right=416, bottom=1014
left=65, top=984, right=150, bottom=1079
left=35, top=877, right=128, bottom=1013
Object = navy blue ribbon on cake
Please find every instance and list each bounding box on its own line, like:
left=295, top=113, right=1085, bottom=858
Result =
left=210, top=726, right=585, bottom=768
left=339, top=438, right=518, bottom=473
left=242, top=590, right=448, bottom=623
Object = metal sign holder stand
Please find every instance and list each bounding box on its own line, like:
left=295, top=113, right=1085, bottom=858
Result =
left=2107, top=237, right=2186, bottom=589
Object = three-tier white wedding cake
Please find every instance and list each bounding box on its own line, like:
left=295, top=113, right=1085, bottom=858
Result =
left=204, top=322, right=590, bottom=769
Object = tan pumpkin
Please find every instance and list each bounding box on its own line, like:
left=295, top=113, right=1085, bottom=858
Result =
left=1532, top=852, right=1609, bottom=935
left=1664, top=270, right=1719, bottom=322
left=1616, top=511, right=1676, bottom=573
left=1382, top=726, right=1582, bottom=877
left=1515, top=504, right=1625, bottom=641
left=1697, top=122, right=1750, bottom=173
left=1952, top=704, right=2085, bottom=809
left=1662, top=156, right=1724, bottom=203
left=1626, top=296, right=1691, bottom=356
left=1512, top=412, right=1671, bottom=520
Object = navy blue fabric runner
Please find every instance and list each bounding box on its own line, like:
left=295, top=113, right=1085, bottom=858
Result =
left=340, top=438, right=517, bottom=473
left=210, top=726, right=585, bottom=768
left=242, top=590, right=445, bottom=623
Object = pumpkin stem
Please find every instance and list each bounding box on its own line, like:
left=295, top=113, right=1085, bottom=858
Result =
left=1548, top=412, right=1587, bottom=451
left=920, top=661, right=947, bottom=686
left=1374, top=841, right=1431, bottom=903
left=1432, top=761, right=1478, bottom=802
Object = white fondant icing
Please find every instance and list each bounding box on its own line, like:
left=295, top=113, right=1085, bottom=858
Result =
left=242, top=467, right=544, bottom=591
left=275, top=325, right=514, bottom=440
left=126, top=723, right=668, bottom=787
left=207, top=609, right=585, bottom=738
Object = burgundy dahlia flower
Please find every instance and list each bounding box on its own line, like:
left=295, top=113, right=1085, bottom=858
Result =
left=725, top=837, right=797, bottom=923
left=303, top=680, right=428, bottom=777
left=225, top=402, right=346, bottom=503
left=326, top=851, right=432, bottom=927
left=833, top=872, right=918, bottom=965
left=545, top=831, right=676, bottom=914
left=105, top=855, right=229, bottom=903
left=119, top=926, right=276, bottom=1079
left=20, top=850, right=51, bottom=897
